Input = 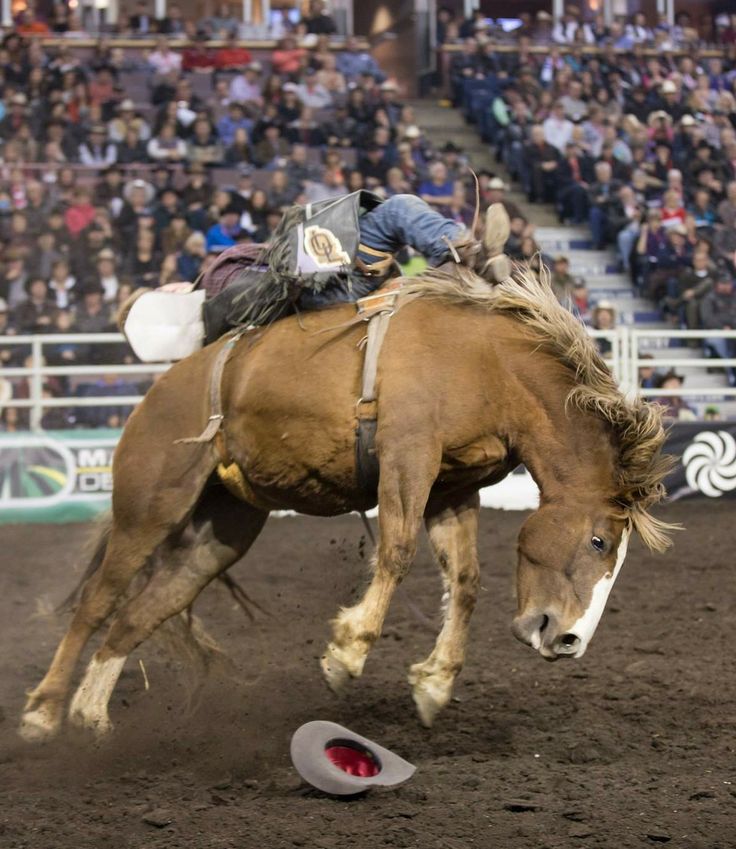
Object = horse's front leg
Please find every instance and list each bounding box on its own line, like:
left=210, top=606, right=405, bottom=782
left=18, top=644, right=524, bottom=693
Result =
left=321, top=449, right=439, bottom=692
left=408, top=492, right=480, bottom=727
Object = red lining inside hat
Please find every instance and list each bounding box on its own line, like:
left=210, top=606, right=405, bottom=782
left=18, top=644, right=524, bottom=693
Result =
left=325, top=740, right=381, bottom=778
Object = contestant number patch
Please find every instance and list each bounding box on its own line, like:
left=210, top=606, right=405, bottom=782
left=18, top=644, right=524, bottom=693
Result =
left=304, top=225, right=351, bottom=268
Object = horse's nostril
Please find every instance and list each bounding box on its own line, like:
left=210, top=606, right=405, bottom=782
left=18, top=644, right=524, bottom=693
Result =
left=539, top=615, right=550, bottom=634
left=559, top=633, right=578, bottom=647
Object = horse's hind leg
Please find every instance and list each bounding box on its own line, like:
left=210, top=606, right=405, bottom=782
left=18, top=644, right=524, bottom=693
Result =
left=19, top=526, right=170, bottom=742
left=68, top=487, right=267, bottom=735
left=21, top=445, right=217, bottom=742
left=408, top=492, right=480, bottom=727
left=321, top=449, right=439, bottom=691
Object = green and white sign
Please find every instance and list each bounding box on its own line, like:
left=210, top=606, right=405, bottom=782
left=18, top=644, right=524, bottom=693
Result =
left=0, top=430, right=120, bottom=524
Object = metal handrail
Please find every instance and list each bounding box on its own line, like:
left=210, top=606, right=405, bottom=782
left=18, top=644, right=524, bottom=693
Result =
left=3, top=328, right=736, bottom=429
left=1, top=333, right=166, bottom=429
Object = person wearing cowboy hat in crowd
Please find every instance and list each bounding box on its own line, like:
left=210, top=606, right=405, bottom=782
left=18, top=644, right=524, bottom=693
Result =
left=94, top=165, right=126, bottom=217
left=647, top=110, right=674, bottom=147
left=357, top=142, right=390, bottom=189
left=205, top=205, right=244, bottom=253
left=116, top=125, right=148, bottom=165
left=485, top=176, right=524, bottom=222
left=94, top=248, right=121, bottom=302
left=550, top=255, right=578, bottom=304
left=653, top=370, right=696, bottom=421
left=647, top=222, right=694, bottom=302
left=532, top=10, right=554, bottom=44
left=252, top=122, right=291, bottom=168
left=437, top=141, right=466, bottom=183
left=116, top=178, right=156, bottom=241
left=376, top=80, right=403, bottom=127
left=108, top=99, right=151, bottom=144
left=78, top=124, right=117, bottom=167
left=637, top=354, right=663, bottom=390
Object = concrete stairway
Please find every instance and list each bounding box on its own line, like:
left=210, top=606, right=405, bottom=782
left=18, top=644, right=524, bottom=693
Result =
left=409, top=99, right=558, bottom=227
left=534, top=226, right=733, bottom=412
left=411, top=98, right=731, bottom=413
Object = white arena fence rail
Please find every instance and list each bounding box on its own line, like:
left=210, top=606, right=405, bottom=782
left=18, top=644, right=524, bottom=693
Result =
left=2, top=328, right=736, bottom=430
left=626, top=329, right=736, bottom=400
left=1, top=333, right=168, bottom=430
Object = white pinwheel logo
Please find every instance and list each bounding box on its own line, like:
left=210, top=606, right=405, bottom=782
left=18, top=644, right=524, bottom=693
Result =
left=682, top=430, right=736, bottom=497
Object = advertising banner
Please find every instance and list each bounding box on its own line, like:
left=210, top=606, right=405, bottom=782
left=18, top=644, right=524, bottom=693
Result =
left=664, top=422, right=736, bottom=500
left=0, top=430, right=120, bottom=524
left=1, top=423, right=734, bottom=524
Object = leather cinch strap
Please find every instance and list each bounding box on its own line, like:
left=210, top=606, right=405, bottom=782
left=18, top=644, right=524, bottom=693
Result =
left=174, top=329, right=245, bottom=452
left=354, top=308, right=394, bottom=500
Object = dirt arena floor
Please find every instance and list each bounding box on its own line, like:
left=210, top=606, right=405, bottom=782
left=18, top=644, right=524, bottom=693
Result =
left=0, top=501, right=734, bottom=849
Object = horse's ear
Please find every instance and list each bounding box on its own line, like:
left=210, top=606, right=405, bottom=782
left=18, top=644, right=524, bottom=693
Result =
left=483, top=203, right=511, bottom=258
left=482, top=203, right=512, bottom=284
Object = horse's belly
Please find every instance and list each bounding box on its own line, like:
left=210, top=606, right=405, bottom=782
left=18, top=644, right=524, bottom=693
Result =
left=231, top=420, right=372, bottom=516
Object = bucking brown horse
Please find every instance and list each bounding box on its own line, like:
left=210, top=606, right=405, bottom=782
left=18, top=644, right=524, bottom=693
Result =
left=20, top=207, right=674, bottom=741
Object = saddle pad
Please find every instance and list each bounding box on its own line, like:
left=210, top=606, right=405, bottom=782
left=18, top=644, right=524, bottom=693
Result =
left=124, top=289, right=206, bottom=363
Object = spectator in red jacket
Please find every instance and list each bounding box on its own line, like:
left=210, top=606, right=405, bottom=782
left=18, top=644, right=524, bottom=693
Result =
left=215, top=33, right=252, bottom=70
left=271, top=36, right=306, bottom=77
left=64, top=188, right=96, bottom=239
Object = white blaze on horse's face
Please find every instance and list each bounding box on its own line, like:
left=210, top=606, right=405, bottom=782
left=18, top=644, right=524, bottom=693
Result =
left=565, top=526, right=630, bottom=657
left=512, top=507, right=631, bottom=661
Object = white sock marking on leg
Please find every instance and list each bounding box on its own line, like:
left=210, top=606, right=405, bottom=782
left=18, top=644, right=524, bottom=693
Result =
left=69, top=654, right=126, bottom=730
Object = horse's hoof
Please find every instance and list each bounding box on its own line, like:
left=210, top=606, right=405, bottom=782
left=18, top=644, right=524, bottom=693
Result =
left=408, top=667, right=452, bottom=728
left=67, top=704, right=114, bottom=738
left=18, top=706, right=62, bottom=743
left=320, top=648, right=351, bottom=694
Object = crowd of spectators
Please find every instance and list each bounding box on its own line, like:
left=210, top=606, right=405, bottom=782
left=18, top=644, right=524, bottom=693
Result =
left=1, top=5, right=736, bottom=428
left=0, top=16, right=482, bottom=430
left=444, top=5, right=736, bottom=410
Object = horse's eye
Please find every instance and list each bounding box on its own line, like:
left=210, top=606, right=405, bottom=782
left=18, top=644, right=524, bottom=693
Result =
left=591, top=536, right=606, bottom=553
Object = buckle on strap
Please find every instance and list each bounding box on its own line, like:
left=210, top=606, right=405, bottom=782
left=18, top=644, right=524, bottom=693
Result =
left=357, top=243, right=395, bottom=276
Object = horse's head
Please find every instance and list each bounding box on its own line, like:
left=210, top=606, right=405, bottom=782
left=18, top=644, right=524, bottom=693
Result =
left=511, top=503, right=631, bottom=660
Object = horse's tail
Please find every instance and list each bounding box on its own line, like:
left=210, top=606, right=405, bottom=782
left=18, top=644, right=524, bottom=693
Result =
left=56, top=511, right=113, bottom=614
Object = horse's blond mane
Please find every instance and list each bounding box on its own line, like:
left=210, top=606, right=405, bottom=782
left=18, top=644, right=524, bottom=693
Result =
left=402, top=263, right=676, bottom=552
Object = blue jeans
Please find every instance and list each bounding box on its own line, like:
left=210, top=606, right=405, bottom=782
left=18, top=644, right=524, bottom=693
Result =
left=589, top=206, right=606, bottom=247
left=617, top=224, right=639, bottom=272
left=706, top=337, right=736, bottom=385
left=358, top=194, right=466, bottom=267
